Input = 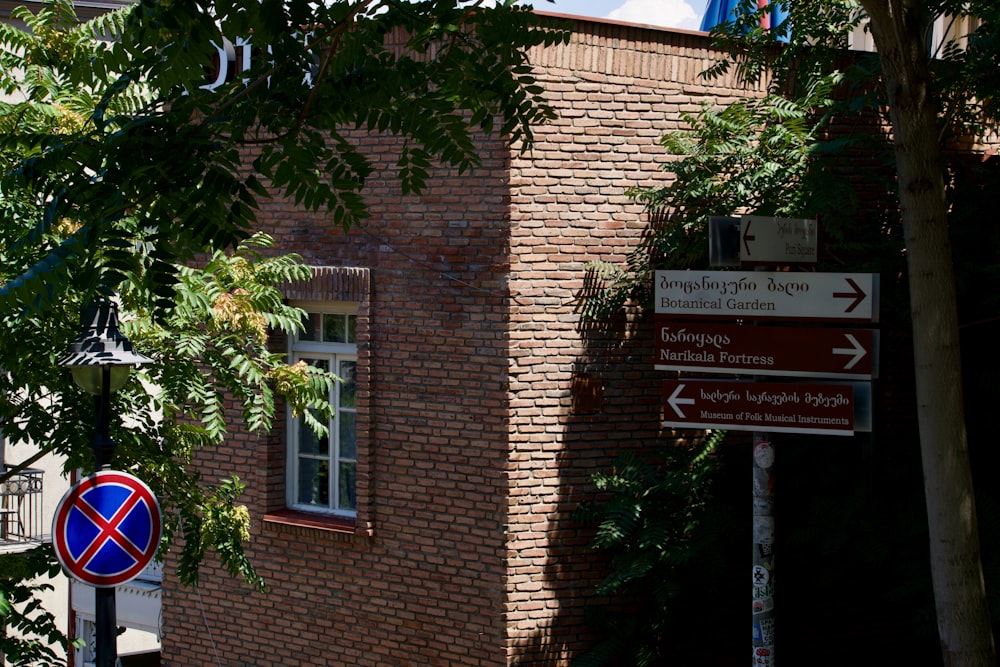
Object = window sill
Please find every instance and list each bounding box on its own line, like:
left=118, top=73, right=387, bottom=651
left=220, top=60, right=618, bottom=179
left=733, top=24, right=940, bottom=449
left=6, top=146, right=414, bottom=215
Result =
left=263, top=509, right=357, bottom=534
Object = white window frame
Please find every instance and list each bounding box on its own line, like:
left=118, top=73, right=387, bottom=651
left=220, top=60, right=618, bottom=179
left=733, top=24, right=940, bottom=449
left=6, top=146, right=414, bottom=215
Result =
left=286, top=302, right=358, bottom=518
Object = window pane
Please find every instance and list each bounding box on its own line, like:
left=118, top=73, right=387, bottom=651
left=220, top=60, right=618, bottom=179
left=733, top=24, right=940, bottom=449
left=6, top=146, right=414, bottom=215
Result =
left=306, top=357, right=329, bottom=372
left=299, top=313, right=320, bottom=341
left=323, top=314, right=348, bottom=343
left=298, top=459, right=330, bottom=507
left=338, top=462, right=356, bottom=510
left=338, top=361, right=356, bottom=408
left=298, top=411, right=328, bottom=455
left=347, top=315, right=357, bottom=343
left=339, top=412, right=356, bottom=460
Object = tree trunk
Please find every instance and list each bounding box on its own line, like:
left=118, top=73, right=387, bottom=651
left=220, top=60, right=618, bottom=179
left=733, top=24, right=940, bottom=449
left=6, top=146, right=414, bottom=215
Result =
left=860, top=1, right=996, bottom=664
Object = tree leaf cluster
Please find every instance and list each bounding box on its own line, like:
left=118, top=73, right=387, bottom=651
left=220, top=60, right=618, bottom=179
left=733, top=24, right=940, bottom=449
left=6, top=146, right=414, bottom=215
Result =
left=579, top=2, right=1000, bottom=664
left=579, top=74, right=876, bottom=323
left=0, top=546, right=79, bottom=666
left=0, top=233, right=340, bottom=661
left=108, top=233, right=341, bottom=589
left=574, top=431, right=736, bottom=666
left=1, top=0, right=568, bottom=319
left=0, top=0, right=568, bottom=659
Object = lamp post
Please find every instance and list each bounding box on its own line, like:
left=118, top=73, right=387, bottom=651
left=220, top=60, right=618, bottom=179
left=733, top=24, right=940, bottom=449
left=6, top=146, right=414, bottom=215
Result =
left=57, top=297, right=152, bottom=667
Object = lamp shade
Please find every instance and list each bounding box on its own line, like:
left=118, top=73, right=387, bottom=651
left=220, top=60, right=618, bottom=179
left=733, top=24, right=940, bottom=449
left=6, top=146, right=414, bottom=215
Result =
left=57, top=298, right=153, bottom=393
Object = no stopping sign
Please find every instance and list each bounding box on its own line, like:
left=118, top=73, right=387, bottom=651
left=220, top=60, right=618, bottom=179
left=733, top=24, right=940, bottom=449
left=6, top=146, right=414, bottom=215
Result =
left=53, top=470, right=162, bottom=587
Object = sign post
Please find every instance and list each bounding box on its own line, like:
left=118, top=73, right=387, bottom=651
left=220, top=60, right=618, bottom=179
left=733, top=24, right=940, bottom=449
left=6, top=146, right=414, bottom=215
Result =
left=654, top=258, right=879, bottom=666
left=752, top=438, right=776, bottom=665
left=56, top=299, right=154, bottom=667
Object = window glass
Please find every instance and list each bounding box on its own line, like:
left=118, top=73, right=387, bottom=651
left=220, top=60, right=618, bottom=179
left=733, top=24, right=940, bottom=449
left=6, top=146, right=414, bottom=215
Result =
left=323, top=314, right=348, bottom=343
left=298, top=459, right=329, bottom=506
left=338, top=360, right=356, bottom=408
left=299, top=313, right=320, bottom=341
left=338, top=462, right=356, bottom=510
left=298, top=410, right=329, bottom=456
left=347, top=315, right=357, bottom=343
left=339, top=413, right=357, bottom=460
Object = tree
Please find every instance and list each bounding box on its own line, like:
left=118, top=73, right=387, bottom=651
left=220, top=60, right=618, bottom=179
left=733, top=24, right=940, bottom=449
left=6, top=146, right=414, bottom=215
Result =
left=586, top=1, right=999, bottom=664
left=1, top=0, right=565, bottom=313
left=856, top=3, right=995, bottom=663
left=574, top=432, right=735, bottom=667
left=756, top=2, right=998, bottom=663
left=0, top=0, right=566, bottom=661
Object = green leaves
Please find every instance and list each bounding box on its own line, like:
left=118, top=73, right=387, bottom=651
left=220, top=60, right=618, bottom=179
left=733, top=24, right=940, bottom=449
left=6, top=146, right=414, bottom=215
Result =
left=579, top=71, right=874, bottom=323
left=105, top=234, right=341, bottom=593
left=0, top=547, right=74, bottom=666
left=1, top=0, right=568, bottom=322
left=174, top=476, right=266, bottom=592
left=576, top=431, right=733, bottom=666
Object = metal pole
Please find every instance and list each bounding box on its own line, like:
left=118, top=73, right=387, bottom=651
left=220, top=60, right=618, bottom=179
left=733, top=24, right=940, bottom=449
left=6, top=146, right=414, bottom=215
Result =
left=93, top=366, right=117, bottom=667
left=752, top=436, right=775, bottom=666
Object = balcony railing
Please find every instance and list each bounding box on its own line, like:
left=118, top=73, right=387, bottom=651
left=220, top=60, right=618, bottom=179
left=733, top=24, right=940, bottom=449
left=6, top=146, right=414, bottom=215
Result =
left=0, top=468, right=45, bottom=551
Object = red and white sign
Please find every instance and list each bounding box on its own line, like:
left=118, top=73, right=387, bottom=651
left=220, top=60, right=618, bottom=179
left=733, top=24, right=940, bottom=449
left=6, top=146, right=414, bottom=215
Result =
left=663, top=380, right=856, bottom=436
left=655, top=270, right=878, bottom=323
left=53, top=471, right=162, bottom=588
left=655, top=320, right=878, bottom=379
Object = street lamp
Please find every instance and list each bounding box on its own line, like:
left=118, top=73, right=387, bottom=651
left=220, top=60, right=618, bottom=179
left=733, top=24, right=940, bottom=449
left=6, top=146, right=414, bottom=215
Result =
left=58, top=297, right=152, bottom=667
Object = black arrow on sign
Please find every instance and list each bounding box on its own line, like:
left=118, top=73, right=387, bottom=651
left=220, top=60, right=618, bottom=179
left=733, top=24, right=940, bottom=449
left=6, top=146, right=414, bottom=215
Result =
left=833, top=278, right=867, bottom=313
left=742, top=218, right=755, bottom=256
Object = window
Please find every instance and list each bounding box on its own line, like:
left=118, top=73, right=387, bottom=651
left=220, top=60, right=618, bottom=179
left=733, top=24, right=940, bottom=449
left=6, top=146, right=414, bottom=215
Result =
left=267, top=266, right=370, bottom=535
left=287, top=305, right=358, bottom=517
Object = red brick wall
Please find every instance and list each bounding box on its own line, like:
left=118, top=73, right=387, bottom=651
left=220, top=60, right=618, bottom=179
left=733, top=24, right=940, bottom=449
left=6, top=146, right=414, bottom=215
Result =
left=159, top=17, right=764, bottom=667
left=161, top=125, right=516, bottom=666
left=504, top=18, right=763, bottom=664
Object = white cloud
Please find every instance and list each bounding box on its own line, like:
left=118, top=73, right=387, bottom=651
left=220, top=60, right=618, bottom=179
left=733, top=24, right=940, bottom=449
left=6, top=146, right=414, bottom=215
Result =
left=606, top=0, right=702, bottom=31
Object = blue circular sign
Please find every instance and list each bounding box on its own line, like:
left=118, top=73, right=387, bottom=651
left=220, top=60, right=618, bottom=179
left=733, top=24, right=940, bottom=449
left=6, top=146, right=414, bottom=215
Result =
left=53, top=470, right=162, bottom=588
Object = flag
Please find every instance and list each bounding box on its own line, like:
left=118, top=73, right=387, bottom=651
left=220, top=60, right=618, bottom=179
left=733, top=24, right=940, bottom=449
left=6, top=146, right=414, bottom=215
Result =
left=700, top=0, right=789, bottom=40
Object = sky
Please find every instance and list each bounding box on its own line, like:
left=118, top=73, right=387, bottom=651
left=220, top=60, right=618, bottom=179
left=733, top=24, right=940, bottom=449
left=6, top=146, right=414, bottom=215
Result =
left=536, top=0, right=707, bottom=32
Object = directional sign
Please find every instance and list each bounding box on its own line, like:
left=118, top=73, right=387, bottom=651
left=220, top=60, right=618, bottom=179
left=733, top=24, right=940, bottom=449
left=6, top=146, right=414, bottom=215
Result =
left=53, top=471, right=162, bottom=588
left=740, top=216, right=818, bottom=265
left=663, top=379, right=862, bottom=436
left=655, top=270, right=879, bottom=323
left=655, top=320, right=878, bottom=379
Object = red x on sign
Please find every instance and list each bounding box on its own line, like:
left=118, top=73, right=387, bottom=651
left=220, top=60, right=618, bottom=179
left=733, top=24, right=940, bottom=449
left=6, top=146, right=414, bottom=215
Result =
left=53, top=471, right=162, bottom=588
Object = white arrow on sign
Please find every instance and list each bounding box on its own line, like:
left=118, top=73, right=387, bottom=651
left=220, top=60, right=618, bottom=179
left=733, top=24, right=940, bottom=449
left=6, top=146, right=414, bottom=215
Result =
left=832, top=333, right=867, bottom=370
left=667, top=383, right=695, bottom=418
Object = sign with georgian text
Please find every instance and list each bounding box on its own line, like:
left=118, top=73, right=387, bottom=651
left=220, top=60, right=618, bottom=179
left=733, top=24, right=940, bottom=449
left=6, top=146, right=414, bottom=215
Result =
left=655, top=270, right=879, bottom=323
left=662, top=379, right=859, bottom=436
left=655, top=320, right=878, bottom=379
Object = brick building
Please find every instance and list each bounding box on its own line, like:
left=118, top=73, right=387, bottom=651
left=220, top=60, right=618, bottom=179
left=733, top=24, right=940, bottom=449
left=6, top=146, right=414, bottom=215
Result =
left=159, top=15, right=767, bottom=667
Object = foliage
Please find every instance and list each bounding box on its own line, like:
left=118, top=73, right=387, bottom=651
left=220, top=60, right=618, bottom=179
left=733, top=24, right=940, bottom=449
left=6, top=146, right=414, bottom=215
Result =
left=580, top=74, right=883, bottom=323
left=0, top=233, right=337, bottom=662
left=574, top=431, right=736, bottom=667
left=0, top=546, right=82, bottom=666
left=110, top=233, right=342, bottom=592
left=0, top=0, right=568, bottom=316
